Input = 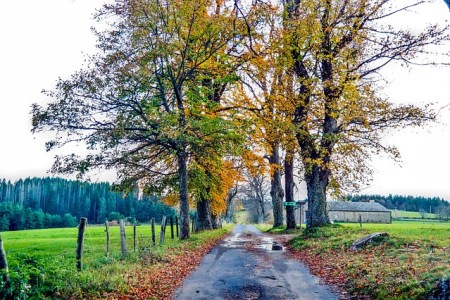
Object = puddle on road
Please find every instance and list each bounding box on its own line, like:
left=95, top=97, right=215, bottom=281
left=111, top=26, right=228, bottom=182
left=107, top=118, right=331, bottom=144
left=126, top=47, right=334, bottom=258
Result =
left=223, top=234, right=285, bottom=251
left=222, top=233, right=254, bottom=248
left=255, top=237, right=285, bottom=251
left=254, top=237, right=273, bottom=251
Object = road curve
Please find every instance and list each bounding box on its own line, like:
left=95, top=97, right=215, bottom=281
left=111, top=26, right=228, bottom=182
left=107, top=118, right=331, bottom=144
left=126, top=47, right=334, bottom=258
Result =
left=173, top=224, right=339, bottom=300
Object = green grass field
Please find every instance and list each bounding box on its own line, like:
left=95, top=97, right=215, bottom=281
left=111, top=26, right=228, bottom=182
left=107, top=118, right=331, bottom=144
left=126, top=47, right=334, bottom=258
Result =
left=287, top=220, right=450, bottom=299
left=0, top=224, right=230, bottom=299
left=341, top=220, right=450, bottom=247
left=2, top=224, right=171, bottom=261
left=392, top=210, right=439, bottom=219
left=2, top=220, right=447, bottom=299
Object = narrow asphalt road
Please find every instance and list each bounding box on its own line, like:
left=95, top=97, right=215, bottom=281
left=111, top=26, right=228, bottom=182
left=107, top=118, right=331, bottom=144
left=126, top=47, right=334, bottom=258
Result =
left=173, top=224, right=339, bottom=300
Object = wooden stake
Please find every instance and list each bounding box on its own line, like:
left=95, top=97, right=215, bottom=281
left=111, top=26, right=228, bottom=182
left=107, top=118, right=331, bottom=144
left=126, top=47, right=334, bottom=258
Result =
left=0, top=235, right=9, bottom=281
left=160, top=216, right=166, bottom=245
left=76, top=217, right=87, bottom=271
left=175, top=216, right=179, bottom=238
left=359, top=215, right=362, bottom=228
left=151, top=218, right=156, bottom=246
left=119, top=219, right=127, bottom=256
left=133, top=224, right=137, bottom=252
left=105, top=220, right=110, bottom=257
left=170, top=216, right=174, bottom=240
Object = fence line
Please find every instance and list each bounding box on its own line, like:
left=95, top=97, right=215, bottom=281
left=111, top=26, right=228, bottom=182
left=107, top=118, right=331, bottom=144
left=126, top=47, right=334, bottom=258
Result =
left=0, top=235, right=9, bottom=281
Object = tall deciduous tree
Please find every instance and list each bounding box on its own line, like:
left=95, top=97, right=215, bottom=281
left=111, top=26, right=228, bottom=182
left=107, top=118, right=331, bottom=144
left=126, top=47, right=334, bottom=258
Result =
left=283, top=0, right=447, bottom=227
left=241, top=170, right=271, bottom=223
left=32, top=0, right=249, bottom=239
left=232, top=6, right=292, bottom=227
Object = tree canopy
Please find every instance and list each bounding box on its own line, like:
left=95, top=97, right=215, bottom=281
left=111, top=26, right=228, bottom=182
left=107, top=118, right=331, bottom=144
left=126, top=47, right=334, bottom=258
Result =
left=32, top=0, right=450, bottom=230
left=32, top=0, right=258, bottom=238
left=280, top=0, right=446, bottom=226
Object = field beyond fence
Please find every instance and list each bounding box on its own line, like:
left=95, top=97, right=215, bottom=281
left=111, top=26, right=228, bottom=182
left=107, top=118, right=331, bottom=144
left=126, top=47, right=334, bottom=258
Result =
left=0, top=220, right=231, bottom=299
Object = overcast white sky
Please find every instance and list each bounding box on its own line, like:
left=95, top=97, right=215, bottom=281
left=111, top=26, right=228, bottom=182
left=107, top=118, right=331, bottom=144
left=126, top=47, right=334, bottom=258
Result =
left=1, top=0, right=450, bottom=201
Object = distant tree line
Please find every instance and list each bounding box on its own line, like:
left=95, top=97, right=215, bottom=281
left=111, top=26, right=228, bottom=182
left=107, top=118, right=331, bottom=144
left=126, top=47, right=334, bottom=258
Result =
left=345, top=194, right=449, bottom=213
left=0, top=203, right=77, bottom=231
left=0, top=177, right=175, bottom=227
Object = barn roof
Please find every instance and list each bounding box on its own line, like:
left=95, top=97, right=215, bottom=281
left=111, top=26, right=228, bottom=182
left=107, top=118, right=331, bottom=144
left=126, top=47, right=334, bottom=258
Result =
left=327, top=201, right=390, bottom=212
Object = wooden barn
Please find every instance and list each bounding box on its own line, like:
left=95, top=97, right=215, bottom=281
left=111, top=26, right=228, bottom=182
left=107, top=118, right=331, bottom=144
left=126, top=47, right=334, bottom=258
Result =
left=327, top=200, right=391, bottom=224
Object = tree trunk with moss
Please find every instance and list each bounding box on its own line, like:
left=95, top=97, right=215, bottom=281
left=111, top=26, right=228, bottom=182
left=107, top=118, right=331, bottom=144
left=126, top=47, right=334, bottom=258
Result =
left=270, top=144, right=284, bottom=227
left=305, top=165, right=330, bottom=228
left=196, top=196, right=213, bottom=231
left=285, top=152, right=296, bottom=229
left=178, top=152, right=190, bottom=239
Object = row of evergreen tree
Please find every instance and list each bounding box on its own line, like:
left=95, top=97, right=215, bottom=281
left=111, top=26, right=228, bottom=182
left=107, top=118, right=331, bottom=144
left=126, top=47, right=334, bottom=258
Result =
left=345, top=194, right=449, bottom=213
left=0, top=203, right=78, bottom=231
left=0, top=177, right=175, bottom=226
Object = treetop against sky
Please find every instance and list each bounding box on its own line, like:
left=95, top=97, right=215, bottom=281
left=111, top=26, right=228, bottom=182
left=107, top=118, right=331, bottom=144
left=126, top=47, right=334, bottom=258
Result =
left=0, top=0, right=450, bottom=201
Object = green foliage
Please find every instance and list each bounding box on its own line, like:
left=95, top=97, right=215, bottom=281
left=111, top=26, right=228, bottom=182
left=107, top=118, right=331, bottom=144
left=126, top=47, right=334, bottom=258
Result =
left=0, top=203, right=77, bottom=231
left=0, top=177, right=176, bottom=228
left=107, top=212, right=124, bottom=222
left=0, top=254, right=72, bottom=300
left=30, top=0, right=255, bottom=239
left=61, top=213, right=78, bottom=228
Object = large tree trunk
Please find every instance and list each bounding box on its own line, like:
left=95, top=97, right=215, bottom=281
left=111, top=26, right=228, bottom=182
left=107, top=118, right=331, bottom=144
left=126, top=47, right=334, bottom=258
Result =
left=211, top=214, right=220, bottom=229
left=305, top=165, right=330, bottom=228
left=259, top=199, right=266, bottom=223
left=270, top=145, right=284, bottom=227
left=284, top=152, right=296, bottom=229
left=178, top=152, right=190, bottom=239
left=225, top=186, right=237, bottom=222
left=285, top=0, right=334, bottom=229
left=196, top=196, right=213, bottom=231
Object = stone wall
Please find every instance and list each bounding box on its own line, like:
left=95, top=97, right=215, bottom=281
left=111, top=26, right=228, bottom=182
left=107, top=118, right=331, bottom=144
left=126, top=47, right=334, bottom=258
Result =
left=328, top=211, right=391, bottom=224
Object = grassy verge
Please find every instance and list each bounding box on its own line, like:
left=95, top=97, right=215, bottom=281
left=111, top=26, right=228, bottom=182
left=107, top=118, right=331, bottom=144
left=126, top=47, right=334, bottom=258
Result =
left=286, top=221, right=449, bottom=299
left=0, top=224, right=232, bottom=299
left=254, top=224, right=272, bottom=232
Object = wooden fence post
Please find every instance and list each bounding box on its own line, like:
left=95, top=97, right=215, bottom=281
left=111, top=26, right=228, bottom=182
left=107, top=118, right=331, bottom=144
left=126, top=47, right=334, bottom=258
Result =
left=0, top=235, right=9, bottom=281
left=170, top=216, right=174, bottom=240
left=151, top=218, right=156, bottom=246
left=119, top=219, right=127, bottom=256
left=105, top=220, right=110, bottom=257
left=175, top=216, right=179, bottom=238
left=133, top=224, right=137, bottom=252
left=76, top=217, right=87, bottom=271
left=359, top=215, right=362, bottom=228
left=160, top=216, right=167, bottom=245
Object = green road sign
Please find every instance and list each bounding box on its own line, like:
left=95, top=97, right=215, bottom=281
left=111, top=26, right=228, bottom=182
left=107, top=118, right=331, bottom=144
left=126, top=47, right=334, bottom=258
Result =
left=283, top=202, right=296, bottom=207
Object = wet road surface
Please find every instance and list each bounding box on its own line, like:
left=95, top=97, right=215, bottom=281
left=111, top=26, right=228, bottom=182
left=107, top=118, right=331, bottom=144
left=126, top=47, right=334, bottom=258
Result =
left=173, top=224, right=339, bottom=300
